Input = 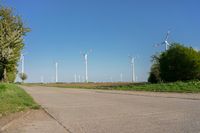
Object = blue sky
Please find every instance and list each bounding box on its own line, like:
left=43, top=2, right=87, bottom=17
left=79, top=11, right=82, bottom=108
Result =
left=2, top=0, right=200, bottom=82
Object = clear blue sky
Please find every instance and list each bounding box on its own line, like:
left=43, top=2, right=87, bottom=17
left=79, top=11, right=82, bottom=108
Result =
left=2, top=0, right=200, bottom=83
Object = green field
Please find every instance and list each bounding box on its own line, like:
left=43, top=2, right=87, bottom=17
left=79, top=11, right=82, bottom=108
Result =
left=110, top=81, right=200, bottom=93
left=26, top=81, right=200, bottom=93
left=0, top=84, right=39, bottom=116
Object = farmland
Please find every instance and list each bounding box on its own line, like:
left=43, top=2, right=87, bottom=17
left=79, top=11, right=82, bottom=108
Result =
left=24, top=81, right=200, bottom=93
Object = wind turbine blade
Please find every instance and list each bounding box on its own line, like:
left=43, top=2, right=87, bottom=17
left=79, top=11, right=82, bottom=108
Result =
left=166, top=41, right=170, bottom=46
left=153, top=44, right=160, bottom=47
left=20, top=54, right=23, bottom=60
left=154, top=43, right=164, bottom=47
left=165, top=31, right=170, bottom=41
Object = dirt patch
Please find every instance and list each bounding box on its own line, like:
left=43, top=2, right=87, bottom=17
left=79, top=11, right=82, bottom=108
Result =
left=0, top=111, right=28, bottom=130
left=0, top=109, right=68, bottom=133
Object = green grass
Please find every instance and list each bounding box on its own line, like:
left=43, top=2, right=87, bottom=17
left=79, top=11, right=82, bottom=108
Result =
left=109, top=81, right=200, bottom=93
left=24, top=81, right=200, bottom=93
left=0, top=84, right=39, bottom=116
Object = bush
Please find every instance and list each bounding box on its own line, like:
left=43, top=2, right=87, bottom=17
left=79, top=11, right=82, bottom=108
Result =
left=19, top=73, right=28, bottom=83
left=148, top=63, right=161, bottom=83
left=149, top=43, right=200, bottom=83
left=159, top=43, right=200, bottom=82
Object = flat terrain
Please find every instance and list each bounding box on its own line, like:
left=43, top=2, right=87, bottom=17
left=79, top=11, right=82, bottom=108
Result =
left=0, top=84, right=39, bottom=116
left=26, top=81, right=200, bottom=93
left=1, top=110, right=68, bottom=133
left=4, top=86, right=200, bottom=133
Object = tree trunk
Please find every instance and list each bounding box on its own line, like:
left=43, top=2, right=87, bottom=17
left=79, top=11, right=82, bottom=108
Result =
left=3, top=66, right=7, bottom=82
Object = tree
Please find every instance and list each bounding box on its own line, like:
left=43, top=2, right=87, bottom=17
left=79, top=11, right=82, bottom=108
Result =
left=149, top=43, right=200, bottom=83
left=0, top=7, right=30, bottom=82
left=160, top=44, right=200, bottom=82
left=159, top=43, right=200, bottom=82
left=148, top=63, right=161, bottom=83
left=19, top=73, right=27, bottom=83
left=148, top=54, right=161, bottom=83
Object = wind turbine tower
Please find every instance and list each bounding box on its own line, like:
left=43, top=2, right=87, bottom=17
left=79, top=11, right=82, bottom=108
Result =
left=110, top=77, right=113, bottom=83
left=74, top=74, right=77, bottom=83
left=84, top=53, right=88, bottom=83
left=41, top=76, right=44, bottom=83
left=82, top=50, right=91, bottom=83
left=120, top=73, right=123, bottom=82
left=55, top=62, right=58, bottom=83
left=21, top=54, right=25, bottom=74
left=129, top=56, right=136, bottom=83
left=78, top=75, right=81, bottom=83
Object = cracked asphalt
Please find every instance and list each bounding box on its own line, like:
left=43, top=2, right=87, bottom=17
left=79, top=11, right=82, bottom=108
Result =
left=3, top=86, right=200, bottom=133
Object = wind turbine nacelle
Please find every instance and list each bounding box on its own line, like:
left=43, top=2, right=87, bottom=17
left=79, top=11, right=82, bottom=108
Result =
left=84, top=54, right=88, bottom=60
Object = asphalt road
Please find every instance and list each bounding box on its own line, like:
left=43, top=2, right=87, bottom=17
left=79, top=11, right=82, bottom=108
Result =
left=20, top=86, right=200, bottom=133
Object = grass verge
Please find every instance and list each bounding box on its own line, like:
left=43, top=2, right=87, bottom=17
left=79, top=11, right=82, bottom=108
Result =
left=0, top=84, right=39, bottom=117
left=109, top=81, right=200, bottom=93
left=24, top=81, right=200, bottom=93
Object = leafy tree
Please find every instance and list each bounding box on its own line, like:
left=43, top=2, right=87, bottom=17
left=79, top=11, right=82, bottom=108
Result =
left=19, top=73, right=27, bottom=83
left=148, top=54, right=161, bottom=83
left=148, top=63, right=161, bottom=83
left=0, top=7, right=29, bottom=82
left=159, top=43, right=200, bottom=82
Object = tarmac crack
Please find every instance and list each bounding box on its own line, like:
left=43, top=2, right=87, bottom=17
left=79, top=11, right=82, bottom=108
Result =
left=41, top=107, right=73, bottom=133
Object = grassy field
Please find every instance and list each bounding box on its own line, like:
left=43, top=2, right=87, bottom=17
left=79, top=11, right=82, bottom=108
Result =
left=0, top=84, right=39, bottom=117
left=25, top=81, right=200, bottom=93
left=110, top=81, right=200, bottom=93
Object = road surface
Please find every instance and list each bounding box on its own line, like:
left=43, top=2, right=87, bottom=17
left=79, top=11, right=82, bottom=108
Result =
left=4, top=86, right=200, bottom=133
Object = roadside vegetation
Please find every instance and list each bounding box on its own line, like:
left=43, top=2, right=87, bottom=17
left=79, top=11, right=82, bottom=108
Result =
left=0, top=7, right=29, bottom=83
left=110, top=81, right=200, bottom=93
left=0, top=5, right=34, bottom=117
left=25, top=80, right=200, bottom=93
left=0, top=84, right=39, bottom=117
left=148, top=43, right=200, bottom=83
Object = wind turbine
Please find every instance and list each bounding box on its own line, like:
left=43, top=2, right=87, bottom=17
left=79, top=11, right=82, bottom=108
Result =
left=81, top=50, right=92, bottom=83
left=129, top=56, right=136, bottom=83
left=155, top=31, right=171, bottom=51
left=74, top=74, right=77, bottom=83
left=21, top=54, right=25, bottom=74
left=41, top=76, right=44, bottom=83
left=120, top=73, right=123, bottom=82
left=78, top=75, right=81, bottom=82
left=55, top=62, right=58, bottom=83
left=20, top=53, right=27, bottom=74
left=51, top=76, right=54, bottom=83
left=110, top=77, right=113, bottom=83
left=82, top=76, right=85, bottom=82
